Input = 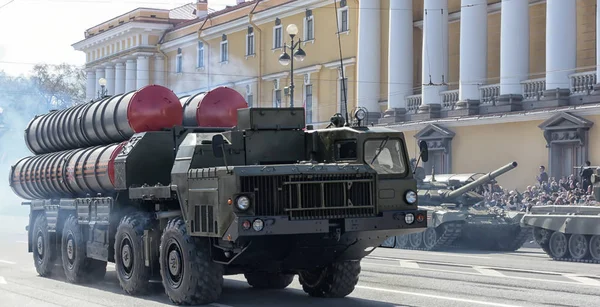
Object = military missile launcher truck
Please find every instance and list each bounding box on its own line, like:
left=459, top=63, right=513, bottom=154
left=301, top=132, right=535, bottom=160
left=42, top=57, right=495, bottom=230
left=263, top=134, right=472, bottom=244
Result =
left=382, top=161, right=531, bottom=251
left=521, top=169, right=600, bottom=264
left=9, top=86, right=428, bottom=306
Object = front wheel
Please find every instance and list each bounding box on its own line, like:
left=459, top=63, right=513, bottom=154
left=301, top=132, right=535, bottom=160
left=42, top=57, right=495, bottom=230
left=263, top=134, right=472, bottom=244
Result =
left=159, top=217, right=224, bottom=305
left=298, top=260, right=361, bottom=298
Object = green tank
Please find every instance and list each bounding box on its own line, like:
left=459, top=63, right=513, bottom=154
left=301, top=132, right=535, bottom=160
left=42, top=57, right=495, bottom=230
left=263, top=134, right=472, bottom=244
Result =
left=381, top=161, right=531, bottom=251
left=521, top=171, right=600, bottom=263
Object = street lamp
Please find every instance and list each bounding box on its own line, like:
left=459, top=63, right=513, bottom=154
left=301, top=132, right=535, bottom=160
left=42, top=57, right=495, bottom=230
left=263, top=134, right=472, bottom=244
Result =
left=278, top=23, right=307, bottom=108
left=97, top=77, right=107, bottom=99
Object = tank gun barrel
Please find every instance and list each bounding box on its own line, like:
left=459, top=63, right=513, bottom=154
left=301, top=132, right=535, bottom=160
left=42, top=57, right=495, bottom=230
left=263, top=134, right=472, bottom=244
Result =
left=444, top=161, right=518, bottom=199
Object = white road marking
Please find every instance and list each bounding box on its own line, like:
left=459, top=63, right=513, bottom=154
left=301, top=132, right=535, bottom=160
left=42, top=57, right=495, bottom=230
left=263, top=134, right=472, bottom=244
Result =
left=399, top=260, right=420, bottom=269
left=562, top=274, right=600, bottom=286
left=0, top=276, right=6, bottom=284
left=368, top=256, right=599, bottom=279
left=356, top=285, right=523, bottom=307
left=0, top=260, right=16, bottom=265
left=473, top=266, right=505, bottom=277
left=361, top=262, right=600, bottom=288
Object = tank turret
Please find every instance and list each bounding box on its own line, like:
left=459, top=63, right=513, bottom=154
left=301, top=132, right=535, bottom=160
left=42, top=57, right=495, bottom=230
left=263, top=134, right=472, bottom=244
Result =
left=418, top=161, right=518, bottom=207
left=381, top=161, right=531, bottom=253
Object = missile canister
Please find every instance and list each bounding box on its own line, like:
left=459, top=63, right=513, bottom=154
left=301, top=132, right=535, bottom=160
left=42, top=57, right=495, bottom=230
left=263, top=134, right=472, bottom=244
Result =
left=179, top=86, right=248, bottom=127
left=24, top=85, right=183, bottom=155
left=9, top=142, right=126, bottom=200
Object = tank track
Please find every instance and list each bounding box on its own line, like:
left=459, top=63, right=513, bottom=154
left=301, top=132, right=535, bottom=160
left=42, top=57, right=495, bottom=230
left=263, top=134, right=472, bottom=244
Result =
left=393, top=222, right=464, bottom=251
left=535, top=227, right=600, bottom=264
left=492, top=226, right=533, bottom=252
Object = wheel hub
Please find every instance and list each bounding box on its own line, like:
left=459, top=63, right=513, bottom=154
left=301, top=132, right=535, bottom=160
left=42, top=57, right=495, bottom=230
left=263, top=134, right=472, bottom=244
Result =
left=168, top=250, right=181, bottom=276
left=36, top=234, right=44, bottom=256
left=67, top=238, right=74, bottom=261
left=122, top=243, right=132, bottom=269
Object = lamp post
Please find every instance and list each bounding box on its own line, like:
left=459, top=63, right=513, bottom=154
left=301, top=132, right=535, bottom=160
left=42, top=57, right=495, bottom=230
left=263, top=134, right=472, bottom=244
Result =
left=278, top=23, right=307, bottom=108
left=97, top=77, right=108, bottom=100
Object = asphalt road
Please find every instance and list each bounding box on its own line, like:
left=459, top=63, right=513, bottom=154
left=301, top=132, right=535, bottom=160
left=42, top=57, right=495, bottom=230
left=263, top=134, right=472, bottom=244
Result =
left=1, top=215, right=599, bottom=307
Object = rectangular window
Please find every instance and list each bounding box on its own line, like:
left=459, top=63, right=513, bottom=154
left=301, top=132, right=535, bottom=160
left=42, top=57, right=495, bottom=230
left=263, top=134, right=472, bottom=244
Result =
left=274, top=89, right=281, bottom=107
left=305, top=84, right=313, bottom=124
left=273, top=26, right=282, bottom=49
left=220, top=41, right=228, bottom=62
left=246, top=33, right=255, bottom=56
left=304, top=17, right=314, bottom=41
left=338, top=8, right=349, bottom=33
left=176, top=52, right=182, bottom=73
left=197, top=41, right=204, bottom=68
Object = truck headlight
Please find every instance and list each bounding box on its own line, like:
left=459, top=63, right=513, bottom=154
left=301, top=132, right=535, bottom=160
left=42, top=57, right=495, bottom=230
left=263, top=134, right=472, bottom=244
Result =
left=236, top=196, right=250, bottom=211
left=405, top=213, right=415, bottom=224
left=253, top=219, right=264, bottom=231
left=405, top=190, right=417, bottom=204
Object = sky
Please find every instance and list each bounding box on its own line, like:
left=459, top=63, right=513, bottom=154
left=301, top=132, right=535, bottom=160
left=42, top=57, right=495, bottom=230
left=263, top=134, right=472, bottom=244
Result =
left=0, top=0, right=237, bottom=77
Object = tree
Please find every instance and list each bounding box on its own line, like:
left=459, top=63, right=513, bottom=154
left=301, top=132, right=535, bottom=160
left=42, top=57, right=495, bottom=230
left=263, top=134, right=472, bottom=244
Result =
left=29, top=63, right=86, bottom=109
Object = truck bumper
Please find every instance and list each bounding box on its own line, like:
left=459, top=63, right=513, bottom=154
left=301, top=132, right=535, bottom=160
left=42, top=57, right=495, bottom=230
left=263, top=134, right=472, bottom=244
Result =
left=222, top=209, right=427, bottom=242
left=218, top=209, right=427, bottom=271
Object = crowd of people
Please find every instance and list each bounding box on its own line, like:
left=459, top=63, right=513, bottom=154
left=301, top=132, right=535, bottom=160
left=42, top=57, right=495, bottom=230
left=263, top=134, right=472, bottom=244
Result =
left=478, top=163, right=599, bottom=211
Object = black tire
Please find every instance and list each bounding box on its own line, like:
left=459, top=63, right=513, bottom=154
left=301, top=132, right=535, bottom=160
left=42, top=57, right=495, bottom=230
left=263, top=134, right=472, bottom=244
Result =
left=32, top=213, right=58, bottom=277
left=61, top=215, right=108, bottom=283
left=244, top=272, right=295, bottom=289
left=298, top=260, right=361, bottom=298
left=159, top=217, right=224, bottom=305
left=114, top=212, right=153, bottom=295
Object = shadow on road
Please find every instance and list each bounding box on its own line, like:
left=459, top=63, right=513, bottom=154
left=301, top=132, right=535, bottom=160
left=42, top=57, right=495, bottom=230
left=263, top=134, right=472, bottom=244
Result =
left=41, top=269, right=410, bottom=307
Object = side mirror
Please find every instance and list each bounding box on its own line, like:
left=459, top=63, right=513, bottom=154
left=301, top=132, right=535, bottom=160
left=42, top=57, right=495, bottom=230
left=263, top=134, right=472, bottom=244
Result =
left=419, top=140, right=429, bottom=163
left=212, top=134, right=224, bottom=158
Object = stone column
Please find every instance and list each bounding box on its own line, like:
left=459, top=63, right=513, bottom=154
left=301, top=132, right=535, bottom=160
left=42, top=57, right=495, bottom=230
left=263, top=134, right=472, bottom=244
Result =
left=125, top=59, right=137, bottom=92
left=154, top=56, right=165, bottom=86
left=380, top=0, right=413, bottom=124
left=498, top=0, right=529, bottom=111
left=95, top=67, right=105, bottom=98
left=355, top=0, right=381, bottom=123
left=544, top=0, right=576, bottom=102
left=104, top=64, right=115, bottom=96
left=417, top=0, right=448, bottom=120
left=114, top=62, right=126, bottom=94
left=136, top=55, right=150, bottom=89
left=85, top=69, right=96, bottom=102
left=453, top=0, right=487, bottom=116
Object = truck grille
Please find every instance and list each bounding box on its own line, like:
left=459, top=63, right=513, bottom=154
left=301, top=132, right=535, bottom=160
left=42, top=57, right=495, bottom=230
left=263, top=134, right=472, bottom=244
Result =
left=239, top=173, right=376, bottom=220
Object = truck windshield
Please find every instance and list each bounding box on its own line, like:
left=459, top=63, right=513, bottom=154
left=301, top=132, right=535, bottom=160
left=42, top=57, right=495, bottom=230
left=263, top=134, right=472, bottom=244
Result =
left=364, top=138, right=407, bottom=175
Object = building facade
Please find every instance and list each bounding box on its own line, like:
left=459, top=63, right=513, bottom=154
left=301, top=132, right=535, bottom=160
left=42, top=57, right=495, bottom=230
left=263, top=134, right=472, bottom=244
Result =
left=72, top=0, right=600, bottom=191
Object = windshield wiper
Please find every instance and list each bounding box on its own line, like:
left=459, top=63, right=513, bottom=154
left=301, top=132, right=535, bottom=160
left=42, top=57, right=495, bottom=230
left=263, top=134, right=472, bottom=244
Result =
left=370, top=136, right=390, bottom=164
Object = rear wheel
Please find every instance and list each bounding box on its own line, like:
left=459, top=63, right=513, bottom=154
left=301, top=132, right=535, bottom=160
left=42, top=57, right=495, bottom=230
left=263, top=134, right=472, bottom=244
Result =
left=159, top=217, right=224, bottom=305
left=61, top=215, right=107, bottom=283
left=114, top=213, right=153, bottom=295
left=244, top=272, right=294, bottom=289
left=32, top=213, right=58, bottom=277
left=298, top=260, right=361, bottom=298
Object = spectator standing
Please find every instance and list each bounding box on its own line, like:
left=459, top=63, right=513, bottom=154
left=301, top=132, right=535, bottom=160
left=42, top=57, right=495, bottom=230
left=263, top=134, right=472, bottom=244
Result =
left=537, top=166, right=549, bottom=185
left=580, top=161, right=594, bottom=192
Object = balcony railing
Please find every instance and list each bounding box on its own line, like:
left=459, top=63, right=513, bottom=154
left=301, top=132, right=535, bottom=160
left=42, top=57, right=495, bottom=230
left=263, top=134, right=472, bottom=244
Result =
left=407, top=94, right=422, bottom=114
left=570, top=71, right=596, bottom=95
left=399, top=72, right=598, bottom=117
left=441, top=89, right=459, bottom=110
left=480, top=84, right=500, bottom=105
left=522, top=78, right=546, bottom=100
